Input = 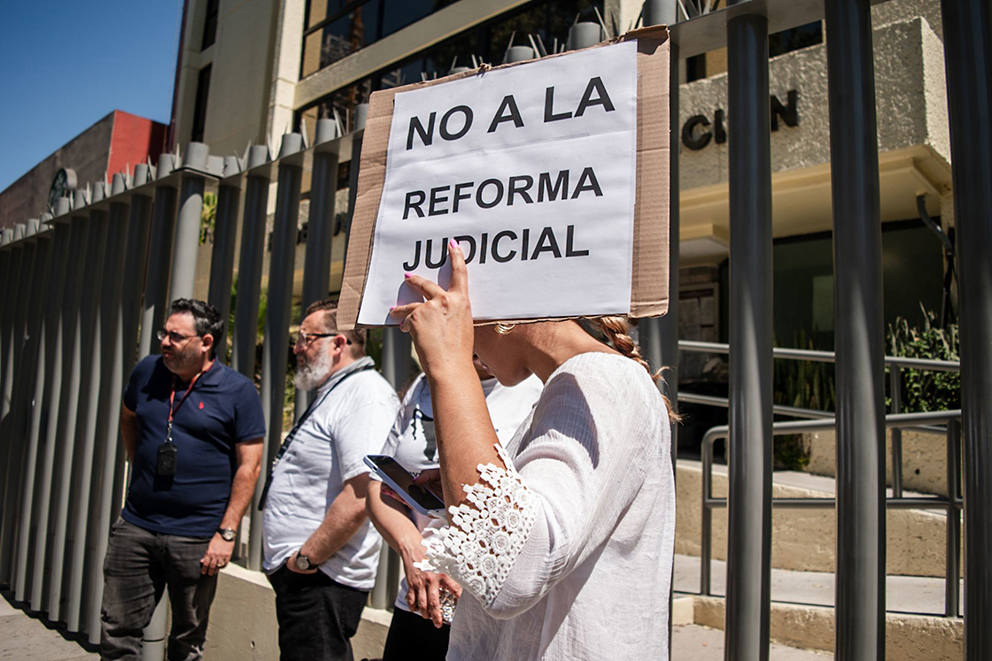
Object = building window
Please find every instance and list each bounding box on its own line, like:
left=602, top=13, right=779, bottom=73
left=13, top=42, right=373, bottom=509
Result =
left=202, top=0, right=220, bottom=50
left=301, top=0, right=465, bottom=78
left=686, top=54, right=706, bottom=82
left=769, top=20, right=822, bottom=58
left=297, top=0, right=603, bottom=135
left=191, top=65, right=212, bottom=143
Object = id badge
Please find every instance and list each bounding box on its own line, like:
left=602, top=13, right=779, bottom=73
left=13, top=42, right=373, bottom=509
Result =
left=156, top=442, right=178, bottom=477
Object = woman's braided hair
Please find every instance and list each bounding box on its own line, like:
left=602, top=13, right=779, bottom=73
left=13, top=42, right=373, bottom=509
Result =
left=588, top=316, right=680, bottom=424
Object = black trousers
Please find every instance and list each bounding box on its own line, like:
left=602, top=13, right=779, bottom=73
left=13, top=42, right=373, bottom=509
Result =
left=100, top=518, right=217, bottom=661
left=267, top=565, right=369, bottom=661
left=381, top=607, right=450, bottom=661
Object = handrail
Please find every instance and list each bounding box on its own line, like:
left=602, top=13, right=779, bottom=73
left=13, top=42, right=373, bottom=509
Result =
left=698, top=410, right=962, bottom=618
left=678, top=339, right=960, bottom=493
left=677, top=391, right=833, bottom=420
left=679, top=339, right=961, bottom=372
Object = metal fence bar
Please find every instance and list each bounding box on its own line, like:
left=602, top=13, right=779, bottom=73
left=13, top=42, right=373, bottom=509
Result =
left=44, top=196, right=88, bottom=619
left=66, top=190, right=110, bottom=633
left=30, top=201, right=73, bottom=611
left=231, top=145, right=271, bottom=380
left=86, top=174, right=131, bottom=642
left=5, top=219, right=43, bottom=589
left=825, top=1, right=887, bottom=654
left=946, top=418, right=962, bottom=618
left=139, top=156, right=178, bottom=359
left=207, top=157, right=242, bottom=363
left=0, top=232, right=12, bottom=569
left=640, top=0, right=680, bottom=460
left=115, top=166, right=155, bottom=517
left=169, top=143, right=209, bottom=301
left=4, top=221, right=41, bottom=584
left=13, top=220, right=54, bottom=601
left=295, top=119, right=340, bottom=420
left=249, top=134, right=303, bottom=570
left=341, top=106, right=367, bottom=275
left=939, top=1, right=992, bottom=656
left=0, top=223, right=30, bottom=586
left=724, top=6, right=774, bottom=659
left=370, top=327, right=413, bottom=609
left=891, top=367, right=904, bottom=497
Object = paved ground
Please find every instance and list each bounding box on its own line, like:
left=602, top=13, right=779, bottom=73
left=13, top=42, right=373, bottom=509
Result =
left=5, top=585, right=834, bottom=661
left=0, top=591, right=97, bottom=661
left=673, top=624, right=832, bottom=659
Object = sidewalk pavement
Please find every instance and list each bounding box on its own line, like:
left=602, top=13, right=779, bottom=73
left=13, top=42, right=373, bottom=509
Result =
left=0, top=590, right=98, bottom=661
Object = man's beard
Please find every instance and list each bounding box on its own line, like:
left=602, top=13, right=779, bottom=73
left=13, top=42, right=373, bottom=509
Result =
left=295, top=349, right=334, bottom=391
left=163, top=345, right=201, bottom=377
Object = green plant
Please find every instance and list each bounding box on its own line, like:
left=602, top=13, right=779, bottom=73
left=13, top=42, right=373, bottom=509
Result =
left=772, top=329, right=835, bottom=471
left=200, top=192, right=217, bottom=244
left=774, top=435, right=810, bottom=471
left=773, top=329, right=836, bottom=413
left=886, top=305, right=960, bottom=413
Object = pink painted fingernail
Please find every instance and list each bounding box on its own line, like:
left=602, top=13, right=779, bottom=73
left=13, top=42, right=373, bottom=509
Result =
left=449, top=238, right=458, bottom=249
left=403, top=272, right=412, bottom=279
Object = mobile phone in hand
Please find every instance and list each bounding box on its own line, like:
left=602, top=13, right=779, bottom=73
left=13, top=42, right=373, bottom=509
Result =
left=364, top=455, right=446, bottom=518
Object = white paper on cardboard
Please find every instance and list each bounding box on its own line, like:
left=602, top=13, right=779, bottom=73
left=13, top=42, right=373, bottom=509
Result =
left=357, top=40, right=639, bottom=325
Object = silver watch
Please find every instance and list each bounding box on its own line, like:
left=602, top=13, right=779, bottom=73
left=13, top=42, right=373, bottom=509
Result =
left=217, top=528, right=236, bottom=542
left=295, top=553, right=312, bottom=571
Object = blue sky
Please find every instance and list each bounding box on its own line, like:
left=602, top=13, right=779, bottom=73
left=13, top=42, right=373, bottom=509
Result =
left=0, top=1, right=183, bottom=191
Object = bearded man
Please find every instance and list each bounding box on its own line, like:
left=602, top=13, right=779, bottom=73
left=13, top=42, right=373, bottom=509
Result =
left=101, top=298, right=265, bottom=661
left=260, top=299, right=399, bottom=661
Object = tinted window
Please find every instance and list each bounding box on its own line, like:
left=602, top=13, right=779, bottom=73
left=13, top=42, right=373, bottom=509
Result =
left=191, top=65, right=212, bottom=143
left=202, top=0, right=219, bottom=50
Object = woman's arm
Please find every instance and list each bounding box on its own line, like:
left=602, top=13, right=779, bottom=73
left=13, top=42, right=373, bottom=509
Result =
left=367, top=480, right=462, bottom=625
left=366, top=480, right=425, bottom=566
left=391, top=241, right=503, bottom=511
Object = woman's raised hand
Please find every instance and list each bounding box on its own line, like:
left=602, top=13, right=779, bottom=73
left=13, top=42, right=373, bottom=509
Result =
left=389, top=239, right=475, bottom=379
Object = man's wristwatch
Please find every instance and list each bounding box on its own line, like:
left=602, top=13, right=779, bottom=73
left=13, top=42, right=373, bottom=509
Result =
left=295, top=553, right=313, bottom=571
left=217, top=528, right=236, bottom=542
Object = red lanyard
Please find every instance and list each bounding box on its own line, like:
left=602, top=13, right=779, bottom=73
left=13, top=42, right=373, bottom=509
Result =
left=166, top=368, right=207, bottom=443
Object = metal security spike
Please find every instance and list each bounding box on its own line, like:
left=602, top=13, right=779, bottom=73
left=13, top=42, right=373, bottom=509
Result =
left=593, top=7, right=610, bottom=38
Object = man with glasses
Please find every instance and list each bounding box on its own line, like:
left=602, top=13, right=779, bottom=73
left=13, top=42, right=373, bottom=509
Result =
left=261, top=299, right=399, bottom=661
left=101, top=299, right=266, bottom=660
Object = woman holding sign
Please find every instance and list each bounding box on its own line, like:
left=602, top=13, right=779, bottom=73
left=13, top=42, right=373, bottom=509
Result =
left=389, top=239, right=676, bottom=660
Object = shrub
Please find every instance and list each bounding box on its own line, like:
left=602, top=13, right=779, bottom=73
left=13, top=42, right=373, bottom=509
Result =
left=886, top=305, right=960, bottom=412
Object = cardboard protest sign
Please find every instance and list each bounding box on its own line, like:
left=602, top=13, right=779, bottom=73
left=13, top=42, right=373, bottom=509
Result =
left=338, top=26, right=670, bottom=328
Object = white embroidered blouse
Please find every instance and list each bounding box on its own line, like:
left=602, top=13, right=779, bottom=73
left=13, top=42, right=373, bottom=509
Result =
left=417, top=352, right=676, bottom=660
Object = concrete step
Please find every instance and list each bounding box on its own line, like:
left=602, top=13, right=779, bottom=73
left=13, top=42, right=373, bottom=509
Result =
left=673, top=623, right=831, bottom=660
left=676, top=460, right=959, bottom=578
left=671, top=555, right=964, bottom=660
left=673, top=554, right=962, bottom=617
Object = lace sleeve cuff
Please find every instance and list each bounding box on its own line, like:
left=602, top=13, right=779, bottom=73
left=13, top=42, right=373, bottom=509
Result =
left=415, top=444, right=537, bottom=607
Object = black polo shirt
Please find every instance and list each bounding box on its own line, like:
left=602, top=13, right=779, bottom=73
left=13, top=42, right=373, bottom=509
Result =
left=122, top=355, right=266, bottom=537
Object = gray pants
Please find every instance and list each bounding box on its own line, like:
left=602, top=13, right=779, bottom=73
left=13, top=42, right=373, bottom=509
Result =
left=100, top=518, right=217, bottom=661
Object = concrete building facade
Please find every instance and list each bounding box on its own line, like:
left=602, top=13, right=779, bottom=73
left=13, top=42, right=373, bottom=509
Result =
left=0, top=110, right=166, bottom=230
left=170, top=0, right=955, bottom=418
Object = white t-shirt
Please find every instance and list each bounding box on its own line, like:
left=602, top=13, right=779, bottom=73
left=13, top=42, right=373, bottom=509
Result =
left=378, top=372, right=543, bottom=611
left=262, top=357, right=400, bottom=590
